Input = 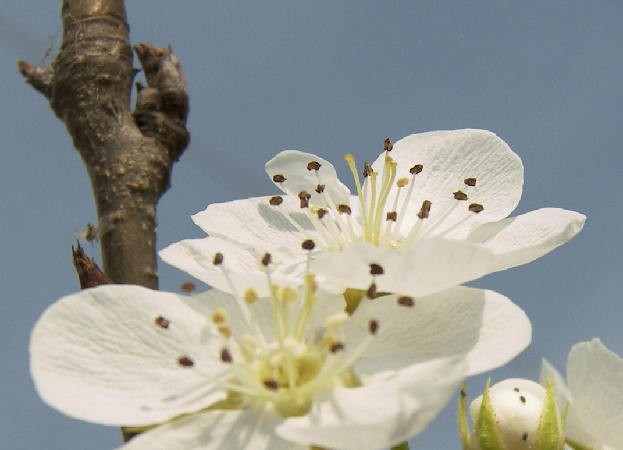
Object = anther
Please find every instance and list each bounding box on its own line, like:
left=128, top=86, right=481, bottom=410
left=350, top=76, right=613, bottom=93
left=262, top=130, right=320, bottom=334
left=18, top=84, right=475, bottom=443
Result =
left=469, top=203, right=484, bottom=213
left=519, top=396, right=526, bottom=404
left=383, top=137, right=393, bottom=152
left=272, top=174, right=286, bottom=183
left=220, top=348, right=233, bottom=363
left=386, top=211, right=397, bottom=221
left=396, top=177, right=409, bottom=188
left=263, top=379, right=279, bottom=390
left=177, top=356, right=194, bottom=367
left=298, top=190, right=311, bottom=208
left=397, top=296, right=415, bottom=307
left=302, top=239, right=316, bottom=251
left=453, top=190, right=468, bottom=201
left=369, top=263, right=384, bottom=275
left=180, top=282, right=196, bottom=294
left=337, top=204, right=352, bottom=215
left=315, top=184, right=325, bottom=194
left=522, top=433, right=528, bottom=441
left=409, top=164, right=423, bottom=175
left=316, top=208, right=328, bottom=219
left=244, top=288, right=258, bottom=303
left=513, top=388, right=519, bottom=392
left=366, top=283, right=377, bottom=299
left=213, top=253, right=224, bottom=265
left=307, top=161, right=322, bottom=171
left=363, top=163, right=373, bottom=178
left=464, top=177, right=477, bottom=187
left=261, top=253, right=272, bottom=266
left=155, top=316, right=170, bottom=329
left=269, top=196, right=284, bottom=206
left=218, top=325, right=232, bottom=339
left=211, top=309, right=227, bottom=324
left=418, top=200, right=432, bottom=219
left=330, top=342, right=345, bottom=353
left=368, top=319, right=379, bottom=335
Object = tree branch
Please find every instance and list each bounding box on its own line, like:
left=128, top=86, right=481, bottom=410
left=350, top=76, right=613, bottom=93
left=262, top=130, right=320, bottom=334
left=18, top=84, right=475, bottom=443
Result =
left=18, top=0, right=190, bottom=288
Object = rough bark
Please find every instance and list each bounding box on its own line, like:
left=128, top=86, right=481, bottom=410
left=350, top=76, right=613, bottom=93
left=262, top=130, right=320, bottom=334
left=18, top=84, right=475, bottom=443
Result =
left=18, top=0, right=190, bottom=289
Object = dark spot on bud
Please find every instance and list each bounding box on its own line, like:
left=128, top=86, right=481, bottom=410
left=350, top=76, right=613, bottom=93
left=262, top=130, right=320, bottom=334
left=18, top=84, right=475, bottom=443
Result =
left=155, top=316, right=170, bottom=329
left=181, top=282, right=196, bottom=294
left=269, top=196, right=284, bottom=206
left=397, top=296, right=414, bottom=307
left=410, top=164, right=423, bottom=175
left=330, top=342, right=345, bottom=353
left=316, top=208, right=327, bottom=219
left=369, top=263, right=384, bottom=275
left=383, top=137, right=393, bottom=152
left=261, top=253, right=272, bottom=266
left=522, top=433, right=528, bottom=441
left=460, top=389, right=467, bottom=397
left=514, top=387, right=519, bottom=392
left=386, top=211, right=397, bottom=222
left=519, top=395, right=526, bottom=404
left=315, top=184, right=325, bottom=194
left=302, top=239, right=316, bottom=251
left=363, top=163, right=373, bottom=178
left=366, top=283, right=377, bottom=299
left=177, top=356, right=194, bottom=367
left=273, top=174, right=286, bottom=183
left=338, top=204, right=352, bottom=215
left=220, top=348, right=233, bottom=363
left=453, top=190, right=468, bottom=201
left=369, top=319, right=379, bottom=335
left=263, top=379, right=279, bottom=390
left=464, top=177, right=477, bottom=187
left=307, top=161, right=322, bottom=171
left=469, top=203, right=484, bottom=213
left=418, top=200, right=431, bottom=219
left=213, top=253, right=224, bottom=265
left=298, top=191, right=311, bottom=208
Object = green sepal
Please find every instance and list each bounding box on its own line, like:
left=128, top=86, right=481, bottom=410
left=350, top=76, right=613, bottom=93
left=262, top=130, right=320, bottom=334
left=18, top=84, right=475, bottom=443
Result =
left=390, top=442, right=410, bottom=450
left=473, top=379, right=506, bottom=450
left=343, top=288, right=365, bottom=314
left=536, top=378, right=563, bottom=450
left=458, top=380, right=471, bottom=450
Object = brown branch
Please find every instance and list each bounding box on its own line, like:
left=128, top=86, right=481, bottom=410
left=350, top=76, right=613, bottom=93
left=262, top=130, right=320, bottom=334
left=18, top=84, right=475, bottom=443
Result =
left=17, top=0, right=190, bottom=289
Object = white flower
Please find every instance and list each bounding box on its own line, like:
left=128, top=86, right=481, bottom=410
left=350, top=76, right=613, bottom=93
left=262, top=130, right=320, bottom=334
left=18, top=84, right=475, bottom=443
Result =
left=540, top=339, right=623, bottom=450
left=30, top=273, right=531, bottom=449
left=161, top=129, right=585, bottom=297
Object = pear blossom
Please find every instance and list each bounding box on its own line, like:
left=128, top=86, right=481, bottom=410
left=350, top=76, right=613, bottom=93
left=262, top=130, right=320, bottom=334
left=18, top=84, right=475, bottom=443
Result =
left=31, top=259, right=531, bottom=450
left=540, top=339, right=623, bottom=450
left=161, top=129, right=585, bottom=297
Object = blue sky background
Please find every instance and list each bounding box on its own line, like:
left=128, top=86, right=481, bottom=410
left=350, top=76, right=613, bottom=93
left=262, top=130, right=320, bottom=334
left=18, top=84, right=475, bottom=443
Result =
left=1, top=1, right=622, bottom=449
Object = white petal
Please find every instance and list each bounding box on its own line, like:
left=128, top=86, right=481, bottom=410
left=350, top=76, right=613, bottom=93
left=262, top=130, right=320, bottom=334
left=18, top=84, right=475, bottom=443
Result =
left=345, top=287, right=531, bottom=376
left=277, top=358, right=466, bottom=450
left=30, top=285, right=227, bottom=426
left=192, top=196, right=317, bottom=252
left=265, top=150, right=351, bottom=207
left=119, top=405, right=303, bottom=450
left=311, top=239, right=495, bottom=297
left=467, top=208, right=586, bottom=272
left=539, top=358, right=571, bottom=410
left=160, top=236, right=305, bottom=297
left=567, top=339, right=623, bottom=449
left=373, top=130, right=524, bottom=238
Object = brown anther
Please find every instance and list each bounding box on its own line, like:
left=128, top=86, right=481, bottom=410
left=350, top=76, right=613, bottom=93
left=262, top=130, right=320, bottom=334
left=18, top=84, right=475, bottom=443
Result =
left=522, top=433, right=528, bottom=442
left=220, top=348, right=233, bottom=363
left=369, top=263, right=384, bottom=275
left=338, top=204, right=352, bottom=215
left=397, top=296, right=415, bottom=307
left=218, top=325, right=232, bottom=339
left=383, top=137, right=393, bottom=152
left=368, top=319, right=379, bottom=335
left=417, top=200, right=431, bottom=219
left=272, top=174, right=286, bottom=183
left=409, top=164, right=423, bottom=175
left=453, top=190, right=468, bottom=201
left=155, top=316, right=170, bottom=329
left=180, top=282, right=196, bottom=294
left=307, top=161, right=322, bottom=171
left=519, top=396, right=526, bottom=404
left=213, top=253, right=224, bottom=265
left=363, top=163, right=373, bottom=178
left=315, top=184, right=325, bottom=194
left=261, top=253, right=272, bottom=266
left=177, top=356, right=194, bottom=367
left=386, top=211, right=397, bottom=222
left=464, top=177, right=477, bottom=187
left=269, top=196, right=284, bottom=206
left=330, top=342, right=345, bottom=353
left=263, top=379, right=279, bottom=390
left=469, top=203, right=484, bottom=213
left=366, top=283, right=377, bottom=299
left=316, top=208, right=328, bottom=219
left=298, top=190, right=311, bottom=208
left=302, top=239, right=316, bottom=251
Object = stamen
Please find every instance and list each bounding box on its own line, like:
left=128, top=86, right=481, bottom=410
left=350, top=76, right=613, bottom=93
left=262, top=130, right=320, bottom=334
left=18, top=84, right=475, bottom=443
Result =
left=302, top=239, right=316, bottom=251
left=410, top=164, right=423, bottom=175
left=522, top=433, right=528, bottom=441
left=218, top=325, right=232, bottom=339
left=366, top=283, right=377, bottom=299
left=338, top=204, right=351, bottom=214
left=383, top=137, right=393, bottom=152
left=263, top=379, right=279, bottom=390
left=368, top=320, right=379, bottom=335
left=315, top=184, right=325, bottom=194
left=180, top=282, right=196, bottom=294
left=330, top=342, right=345, bottom=353
left=453, top=191, right=468, bottom=201
left=396, top=177, right=409, bottom=188
left=261, top=253, right=272, bottom=267
left=244, top=288, right=259, bottom=304
left=298, top=191, right=311, bottom=208
left=211, top=309, right=227, bottom=324
left=273, top=174, right=286, bottom=183
left=155, top=316, right=170, bottom=329
left=386, top=211, right=397, bottom=221
left=269, top=196, right=284, bottom=206
left=213, top=252, right=224, bottom=265
left=363, top=163, right=373, bottom=178
left=307, top=161, right=322, bottom=171
left=220, top=348, right=233, bottom=363
left=464, top=177, right=477, bottom=187
left=177, top=356, right=194, bottom=367
left=397, top=296, right=415, bottom=307
left=369, top=263, right=384, bottom=275
left=418, top=200, right=432, bottom=219
left=469, top=203, right=484, bottom=213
